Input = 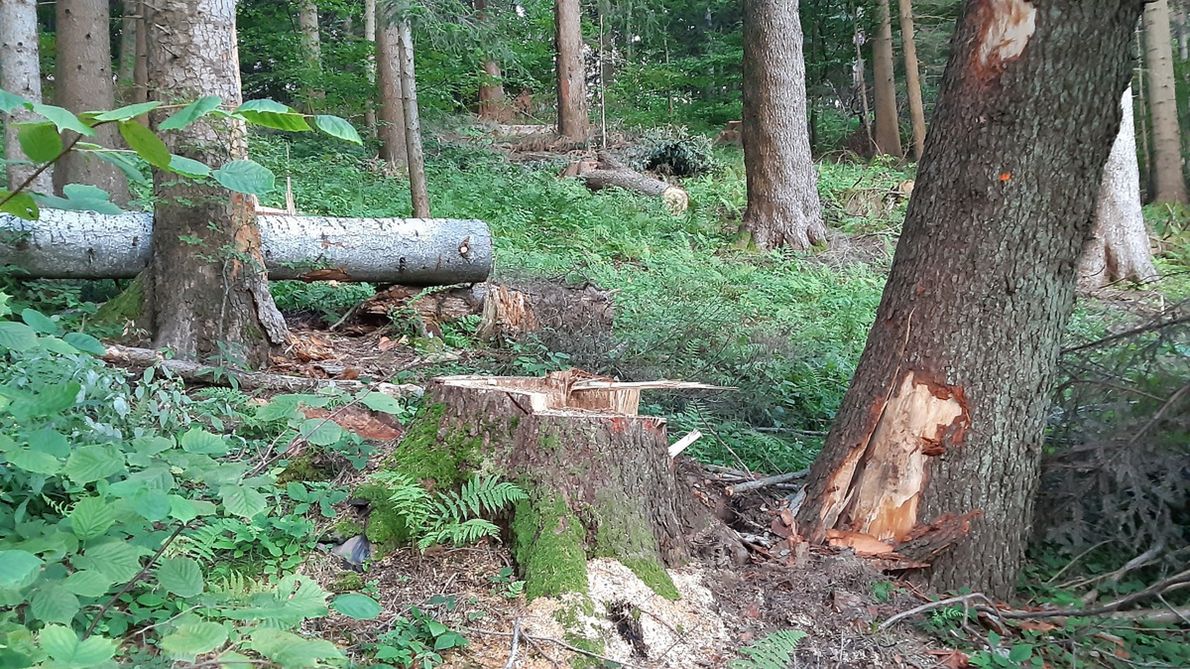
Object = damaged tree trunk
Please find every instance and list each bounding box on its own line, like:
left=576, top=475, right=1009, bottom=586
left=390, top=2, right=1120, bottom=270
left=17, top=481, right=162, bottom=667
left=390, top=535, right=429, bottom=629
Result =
left=0, top=210, right=492, bottom=284
left=795, top=0, right=1141, bottom=598
left=565, top=153, right=688, bottom=214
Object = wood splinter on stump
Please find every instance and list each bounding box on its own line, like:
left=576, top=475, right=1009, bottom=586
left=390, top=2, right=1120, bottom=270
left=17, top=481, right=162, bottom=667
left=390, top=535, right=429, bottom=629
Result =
left=386, top=369, right=730, bottom=604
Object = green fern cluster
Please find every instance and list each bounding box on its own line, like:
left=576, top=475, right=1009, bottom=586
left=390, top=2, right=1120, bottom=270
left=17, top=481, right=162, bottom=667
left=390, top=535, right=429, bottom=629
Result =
left=371, top=472, right=527, bottom=551
left=729, top=630, right=807, bottom=669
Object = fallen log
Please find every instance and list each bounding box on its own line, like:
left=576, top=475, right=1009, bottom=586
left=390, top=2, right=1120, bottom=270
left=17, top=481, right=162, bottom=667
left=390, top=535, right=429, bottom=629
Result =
left=0, top=210, right=492, bottom=284
left=103, top=344, right=424, bottom=397
left=563, top=152, right=688, bottom=214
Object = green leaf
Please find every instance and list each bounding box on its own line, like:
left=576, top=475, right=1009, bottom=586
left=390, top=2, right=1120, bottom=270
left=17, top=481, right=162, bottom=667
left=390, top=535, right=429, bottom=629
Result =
left=62, top=332, right=107, bottom=356
left=63, top=445, right=125, bottom=484
left=1008, top=645, right=1033, bottom=663
left=62, top=570, right=114, bottom=598
left=211, top=159, right=275, bottom=195
left=425, top=620, right=448, bottom=637
left=29, top=584, right=81, bottom=624
left=90, top=149, right=150, bottom=186
left=156, top=557, right=204, bottom=597
left=118, top=120, right=170, bottom=169
left=11, top=381, right=81, bottom=418
left=166, top=155, right=211, bottom=178
left=68, top=497, right=117, bottom=540
left=236, top=99, right=291, bottom=113
left=180, top=428, right=229, bottom=455
left=246, top=629, right=342, bottom=668
left=29, top=103, right=94, bottom=136
left=219, top=485, right=268, bottom=518
left=21, top=308, right=60, bottom=335
left=6, top=449, right=62, bottom=475
left=314, top=115, right=363, bottom=145
left=0, top=321, right=38, bottom=351
left=359, top=392, right=403, bottom=415
left=158, top=95, right=222, bottom=131
left=300, top=418, right=344, bottom=447
left=0, top=88, right=28, bottom=113
left=0, top=550, right=42, bottom=589
left=17, top=122, right=63, bottom=162
left=38, top=625, right=116, bottom=668
left=331, top=593, right=382, bottom=620
left=130, top=488, right=172, bottom=521
left=76, top=542, right=143, bottom=582
left=240, top=110, right=312, bottom=132
left=160, top=622, right=228, bottom=658
left=0, top=192, right=39, bottom=220
left=88, top=101, right=162, bottom=122
left=33, top=183, right=123, bottom=215
left=167, top=495, right=201, bottom=523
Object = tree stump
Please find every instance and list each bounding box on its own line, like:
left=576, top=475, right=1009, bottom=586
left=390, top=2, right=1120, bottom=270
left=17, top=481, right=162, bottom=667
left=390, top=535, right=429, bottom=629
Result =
left=382, top=371, right=719, bottom=601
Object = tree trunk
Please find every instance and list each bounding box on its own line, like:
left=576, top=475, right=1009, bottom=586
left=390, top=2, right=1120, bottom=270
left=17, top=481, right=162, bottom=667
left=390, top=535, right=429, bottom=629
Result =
left=854, top=28, right=875, bottom=152
left=133, top=1, right=149, bottom=106
left=474, top=0, right=508, bottom=121
left=740, top=0, right=826, bottom=250
left=564, top=152, right=689, bottom=213
left=54, top=0, right=129, bottom=204
left=376, top=19, right=408, bottom=170
left=0, top=0, right=54, bottom=194
left=1079, top=88, right=1159, bottom=289
left=1176, top=3, right=1189, bottom=60
left=297, top=0, right=324, bottom=109
left=0, top=210, right=492, bottom=283
left=1135, top=26, right=1153, bottom=193
left=144, top=0, right=288, bottom=365
left=363, top=0, right=377, bottom=132
left=1145, top=0, right=1187, bottom=203
left=872, top=0, right=903, bottom=157
left=555, top=0, right=589, bottom=141
left=794, top=0, right=1141, bottom=598
left=897, top=0, right=927, bottom=161
left=397, top=20, right=431, bottom=218
left=117, top=0, right=138, bottom=100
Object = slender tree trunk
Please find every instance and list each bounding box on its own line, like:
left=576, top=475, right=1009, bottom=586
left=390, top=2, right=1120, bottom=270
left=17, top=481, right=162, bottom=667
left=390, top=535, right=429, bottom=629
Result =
left=117, top=0, right=138, bottom=100
left=364, top=0, right=377, bottom=132
left=398, top=20, right=430, bottom=217
left=0, top=0, right=54, bottom=193
left=741, top=0, right=826, bottom=250
left=475, top=0, right=508, bottom=121
left=1079, top=88, right=1159, bottom=288
left=133, top=1, right=149, bottom=106
left=854, top=28, right=875, bottom=152
left=795, top=0, right=1141, bottom=598
left=54, top=0, right=129, bottom=203
left=298, top=0, right=324, bottom=109
left=872, top=0, right=902, bottom=157
left=376, top=19, right=408, bottom=170
left=1175, top=2, right=1189, bottom=60
left=555, top=0, right=589, bottom=140
left=1145, top=0, right=1187, bottom=203
left=897, top=0, right=927, bottom=161
left=1135, top=27, right=1153, bottom=195
left=144, top=0, right=288, bottom=365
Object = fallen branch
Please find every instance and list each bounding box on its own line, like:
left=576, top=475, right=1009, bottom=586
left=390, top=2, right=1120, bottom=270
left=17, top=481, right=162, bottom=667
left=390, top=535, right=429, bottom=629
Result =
left=726, top=469, right=809, bottom=495
left=468, top=627, right=642, bottom=669
left=877, top=593, right=1000, bottom=632
left=562, top=152, right=689, bottom=214
left=103, top=345, right=423, bottom=398
left=1106, top=605, right=1190, bottom=625
left=502, top=619, right=522, bottom=669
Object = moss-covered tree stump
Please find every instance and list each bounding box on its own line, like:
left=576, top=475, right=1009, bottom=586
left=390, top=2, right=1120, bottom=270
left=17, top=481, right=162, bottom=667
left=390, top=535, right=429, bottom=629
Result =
left=383, top=371, right=707, bottom=601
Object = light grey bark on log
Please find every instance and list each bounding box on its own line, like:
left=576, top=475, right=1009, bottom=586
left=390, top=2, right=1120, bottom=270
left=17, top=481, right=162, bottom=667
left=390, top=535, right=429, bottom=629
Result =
left=0, top=210, right=493, bottom=284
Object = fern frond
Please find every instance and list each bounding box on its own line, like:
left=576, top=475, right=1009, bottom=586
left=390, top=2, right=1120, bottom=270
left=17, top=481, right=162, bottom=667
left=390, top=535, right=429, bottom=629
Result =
left=729, top=630, right=806, bottom=669
left=418, top=518, right=500, bottom=550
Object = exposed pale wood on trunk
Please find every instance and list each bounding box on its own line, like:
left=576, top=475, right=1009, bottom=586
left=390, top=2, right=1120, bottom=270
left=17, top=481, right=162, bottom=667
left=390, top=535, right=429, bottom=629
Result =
left=0, top=210, right=493, bottom=284
left=897, top=0, right=927, bottom=161
left=397, top=19, right=431, bottom=217
left=54, top=0, right=129, bottom=204
left=795, top=0, right=1142, bottom=598
left=0, top=0, right=54, bottom=193
left=741, top=0, right=826, bottom=250
left=872, top=0, right=903, bottom=157
left=1145, top=0, right=1187, bottom=203
left=555, top=0, right=589, bottom=140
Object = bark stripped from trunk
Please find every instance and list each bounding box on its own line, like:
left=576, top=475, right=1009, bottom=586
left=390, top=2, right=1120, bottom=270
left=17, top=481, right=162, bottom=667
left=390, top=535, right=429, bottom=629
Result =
left=1079, top=88, right=1159, bottom=288
left=1145, top=0, right=1187, bottom=203
left=741, top=0, right=826, bottom=250
left=397, top=20, right=430, bottom=217
left=898, top=0, right=928, bottom=161
left=54, top=0, right=130, bottom=204
left=0, top=210, right=492, bottom=284
left=795, top=0, right=1142, bottom=598
left=872, top=0, right=903, bottom=157
left=0, top=0, right=53, bottom=193
left=376, top=18, right=408, bottom=170
left=145, top=0, right=288, bottom=365
left=298, top=0, right=324, bottom=107
left=555, top=0, right=589, bottom=141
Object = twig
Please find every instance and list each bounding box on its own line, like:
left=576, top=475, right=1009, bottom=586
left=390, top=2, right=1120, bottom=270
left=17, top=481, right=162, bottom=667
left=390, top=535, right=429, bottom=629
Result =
left=1046, top=540, right=1114, bottom=584
left=1155, top=594, right=1190, bottom=626
left=84, top=522, right=189, bottom=638
left=726, top=469, right=809, bottom=495
left=877, top=593, right=1000, bottom=632
left=502, top=619, right=522, bottom=669
left=0, top=130, right=90, bottom=208
left=991, top=568, right=1190, bottom=620
left=468, top=628, right=642, bottom=669
left=1106, top=604, right=1190, bottom=625
left=523, top=634, right=561, bottom=667
left=1061, top=314, right=1190, bottom=355
left=1074, top=543, right=1166, bottom=602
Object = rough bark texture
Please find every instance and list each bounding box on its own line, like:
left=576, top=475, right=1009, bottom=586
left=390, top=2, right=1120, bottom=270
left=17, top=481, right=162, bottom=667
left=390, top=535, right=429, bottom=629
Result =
left=740, top=0, right=826, bottom=250
left=555, top=0, right=589, bottom=141
left=363, top=0, right=377, bottom=132
left=133, top=0, right=149, bottom=106
left=376, top=19, right=408, bottom=170
left=1079, top=88, right=1159, bottom=289
left=117, top=0, right=138, bottom=99
left=898, top=0, right=928, bottom=161
left=398, top=20, right=431, bottom=217
left=298, top=0, right=324, bottom=107
left=872, top=0, right=903, bottom=157
left=794, top=0, right=1142, bottom=598
left=0, top=210, right=493, bottom=283
left=1145, top=0, right=1187, bottom=203
left=474, top=0, right=508, bottom=121
left=145, top=0, right=288, bottom=365
left=54, top=0, right=129, bottom=203
left=0, top=0, right=54, bottom=193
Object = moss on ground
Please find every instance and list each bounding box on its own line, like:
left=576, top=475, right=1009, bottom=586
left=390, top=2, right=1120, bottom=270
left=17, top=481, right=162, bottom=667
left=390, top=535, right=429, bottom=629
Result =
left=352, top=482, right=412, bottom=554
left=591, top=492, right=680, bottom=601
left=512, top=494, right=589, bottom=600
left=277, top=450, right=334, bottom=483
left=331, top=572, right=364, bottom=593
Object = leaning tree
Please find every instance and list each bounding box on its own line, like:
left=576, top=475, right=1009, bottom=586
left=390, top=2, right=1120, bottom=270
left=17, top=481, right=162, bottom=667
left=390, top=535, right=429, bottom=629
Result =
left=794, top=0, right=1145, bottom=597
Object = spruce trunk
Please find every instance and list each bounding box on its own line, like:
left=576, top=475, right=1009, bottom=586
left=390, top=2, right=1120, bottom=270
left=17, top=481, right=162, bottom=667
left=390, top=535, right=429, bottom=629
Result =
left=555, top=0, right=588, bottom=141
left=376, top=19, right=408, bottom=170
left=0, top=0, right=53, bottom=193
left=397, top=20, right=430, bottom=218
left=1145, top=0, right=1188, bottom=203
left=897, top=0, right=927, bottom=161
left=872, top=0, right=903, bottom=157
left=795, top=0, right=1142, bottom=598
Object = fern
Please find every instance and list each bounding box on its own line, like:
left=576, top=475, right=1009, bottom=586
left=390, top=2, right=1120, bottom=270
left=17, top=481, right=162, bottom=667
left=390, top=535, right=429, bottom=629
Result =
left=729, top=630, right=806, bottom=669
left=371, top=472, right=526, bottom=551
